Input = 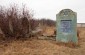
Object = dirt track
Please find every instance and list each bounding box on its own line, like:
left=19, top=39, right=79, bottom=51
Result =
left=0, top=27, right=85, bottom=55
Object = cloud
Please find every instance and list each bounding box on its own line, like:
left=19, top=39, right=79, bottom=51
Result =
left=0, top=0, right=85, bottom=23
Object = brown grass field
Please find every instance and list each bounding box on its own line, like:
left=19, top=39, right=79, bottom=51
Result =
left=0, top=27, right=85, bottom=55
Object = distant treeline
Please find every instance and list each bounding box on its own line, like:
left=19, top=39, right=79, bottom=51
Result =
left=39, top=19, right=56, bottom=27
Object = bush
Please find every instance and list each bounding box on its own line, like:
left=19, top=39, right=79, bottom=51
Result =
left=0, top=5, right=56, bottom=40
left=0, top=5, right=35, bottom=39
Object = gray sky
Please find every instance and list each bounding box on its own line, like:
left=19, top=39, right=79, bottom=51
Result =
left=0, top=0, right=85, bottom=23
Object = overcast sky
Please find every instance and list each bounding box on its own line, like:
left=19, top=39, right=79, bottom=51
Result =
left=0, top=0, right=85, bottom=23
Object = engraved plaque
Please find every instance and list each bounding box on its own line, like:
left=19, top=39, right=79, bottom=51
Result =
left=61, top=20, right=72, bottom=33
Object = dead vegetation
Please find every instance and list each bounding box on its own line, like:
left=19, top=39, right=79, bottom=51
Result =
left=0, top=27, right=85, bottom=55
left=0, top=5, right=35, bottom=40
left=0, top=5, right=84, bottom=55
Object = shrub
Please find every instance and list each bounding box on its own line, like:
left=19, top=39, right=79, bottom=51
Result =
left=0, top=5, right=34, bottom=39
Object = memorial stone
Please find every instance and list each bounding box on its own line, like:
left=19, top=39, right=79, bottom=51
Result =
left=56, top=9, right=78, bottom=44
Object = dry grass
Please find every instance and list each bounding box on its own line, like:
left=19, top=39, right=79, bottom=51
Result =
left=42, top=26, right=55, bottom=36
left=0, top=27, right=85, bottom=55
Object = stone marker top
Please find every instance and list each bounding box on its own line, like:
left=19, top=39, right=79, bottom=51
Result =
left=58, top=9, right=76, bottom=17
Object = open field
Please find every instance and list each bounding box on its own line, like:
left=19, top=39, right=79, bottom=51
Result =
left=0, top=27, right=85, bottom=55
